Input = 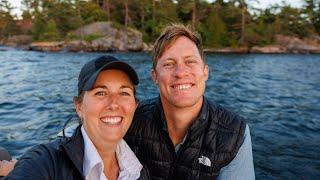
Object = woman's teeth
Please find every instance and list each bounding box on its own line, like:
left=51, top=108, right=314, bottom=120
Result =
left=101, top=117, right=122, bottom=125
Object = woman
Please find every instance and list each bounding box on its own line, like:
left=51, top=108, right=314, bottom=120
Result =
left=6, top=55, right=149, bottom=180
left=0, top=146, right=16, bottom=178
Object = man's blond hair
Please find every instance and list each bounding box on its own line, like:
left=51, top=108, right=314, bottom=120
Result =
left=151, top=23, right=204, bottom=68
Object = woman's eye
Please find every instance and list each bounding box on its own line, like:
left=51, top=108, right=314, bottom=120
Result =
left=95, top=91, right=106, bottom=96
left=163, top=62, right=174, bottom=67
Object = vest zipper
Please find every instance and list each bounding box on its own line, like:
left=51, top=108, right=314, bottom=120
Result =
left=168, top=133, right=190, bottom=179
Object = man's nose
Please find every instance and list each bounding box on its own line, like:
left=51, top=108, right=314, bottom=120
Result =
left=174, top=63, right=188, bottom=78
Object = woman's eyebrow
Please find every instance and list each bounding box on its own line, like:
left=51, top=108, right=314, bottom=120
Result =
left=121, top=85, right=134, bottom=90
left=92, top=85, right=108, bottom=89
left=166, top=57, right=175, bottom=60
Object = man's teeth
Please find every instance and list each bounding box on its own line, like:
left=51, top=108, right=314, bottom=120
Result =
left=174, top=84, right=191, bottom=90
left=101, top=117, right=122, bottom=124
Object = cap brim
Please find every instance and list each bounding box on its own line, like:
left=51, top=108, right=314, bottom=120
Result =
left=82, top=61, right=139, bottom=91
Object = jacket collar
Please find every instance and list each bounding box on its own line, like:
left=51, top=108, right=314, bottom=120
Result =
left=155, top=96, right=210, bottom=141
left=60, top=125, right=85, bottom=178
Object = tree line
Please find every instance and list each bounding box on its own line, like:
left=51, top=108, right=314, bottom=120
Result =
left=0, top=0, right=319, bottom=47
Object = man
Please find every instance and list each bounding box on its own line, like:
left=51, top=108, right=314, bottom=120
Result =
left=125, top=24, right=255, bottom=179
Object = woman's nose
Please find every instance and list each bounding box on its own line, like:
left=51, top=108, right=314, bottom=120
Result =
left=106, top=95, right=119, bottom=110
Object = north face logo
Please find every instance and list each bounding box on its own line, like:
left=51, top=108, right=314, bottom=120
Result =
left=198, top=155, right=211, bottom=167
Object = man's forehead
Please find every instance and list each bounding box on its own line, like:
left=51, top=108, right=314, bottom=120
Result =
left=155, top=35, right=203, bottom=66
left=160, top=54, right=200, bottom=60
left=160, top=48, right=201, bottom=59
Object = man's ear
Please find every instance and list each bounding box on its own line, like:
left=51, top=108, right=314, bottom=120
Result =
left=204, top=64, right=209, bottom=81
left=151, top=69, right=158, bottom=84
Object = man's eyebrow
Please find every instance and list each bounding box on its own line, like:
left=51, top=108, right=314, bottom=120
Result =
left=184, top=55, right=198, bottom=59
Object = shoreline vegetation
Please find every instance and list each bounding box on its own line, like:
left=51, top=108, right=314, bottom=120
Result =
left=0, top=1, right=320, bottom=54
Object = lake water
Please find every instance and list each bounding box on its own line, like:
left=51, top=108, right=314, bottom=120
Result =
left=0, top=48, right=319, bottom=179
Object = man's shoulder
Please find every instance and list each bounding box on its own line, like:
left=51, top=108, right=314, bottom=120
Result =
left=135, top=97, right=158, bottom=115
left=204, top=98, right=248, bottom=167
left=127, top=98, right=160, bottom=138
left=205, top=98, right=246, bottom=131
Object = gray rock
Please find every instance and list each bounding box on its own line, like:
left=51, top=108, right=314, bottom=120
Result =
left=276, top=35, right=320, bottom=54
left=67, top=21, right=143, bottom=51
left=250, top=45, right=287, bottom=53
left=2, top=35, right=32, bottom=48
left=65, top=40, right=90, bottom=52
left=204, top=47, right=249, bottom=54
left=70, top=21, right=114, bottom=37
left=143, top=43, right=153, bottom=51
left=29, top=41, right=64, bottom=52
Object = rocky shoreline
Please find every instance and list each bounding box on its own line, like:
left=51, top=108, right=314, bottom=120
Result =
left=204, top=35, right=320, bottom=54
left=1, top=22, right=320, bottom=54
left=0, top=22, right=152, bottom=52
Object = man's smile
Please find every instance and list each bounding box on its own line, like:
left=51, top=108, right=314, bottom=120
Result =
left=171, top=83, right=193, bottom=90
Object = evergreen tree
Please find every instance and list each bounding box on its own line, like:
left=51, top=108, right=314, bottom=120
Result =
left=79, top=1, right=107, bottom=24
left=176, top=0, right=194, bottom=23
left=303, top=0, right=320, bottom=35
left=31, top=12, right=47, bottom=40
left=0, top=0, right=20, bottom=38
left=277, top=5, right=310, bottom=37
left=39, top=19, right=60, bottom=41
left=202, top=11, right=228, bottom=47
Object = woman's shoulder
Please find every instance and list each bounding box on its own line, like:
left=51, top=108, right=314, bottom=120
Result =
left=5, top=139, right=68, bottom=179
left=33, top=138, right=67, bottom=154
left=16, top=138, right=68, bottom=166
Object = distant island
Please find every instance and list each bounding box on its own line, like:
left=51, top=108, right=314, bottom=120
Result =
left=0, top=0, right=320, bottom=54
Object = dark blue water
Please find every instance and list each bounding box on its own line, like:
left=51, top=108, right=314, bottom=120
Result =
left=0, top=48, right=319, bottom=179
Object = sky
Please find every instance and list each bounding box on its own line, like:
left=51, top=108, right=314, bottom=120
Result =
left=7, top=0, right=304, bottom=17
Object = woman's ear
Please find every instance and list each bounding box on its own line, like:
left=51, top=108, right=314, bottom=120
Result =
left=73, top=96, right=83, bottom=120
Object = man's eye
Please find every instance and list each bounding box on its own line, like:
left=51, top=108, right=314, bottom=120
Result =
left=120, top=92, right=131, bottom=96
left=95, top=91, right=106, bottom=96
left=186, top=59, right=196, bottom=64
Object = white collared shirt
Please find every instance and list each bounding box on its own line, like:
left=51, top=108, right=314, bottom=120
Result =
left=81, top=126, right=142, bottom=180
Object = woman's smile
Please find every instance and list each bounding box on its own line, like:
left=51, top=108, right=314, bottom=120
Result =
left=100, top=116, right=123, bottom=125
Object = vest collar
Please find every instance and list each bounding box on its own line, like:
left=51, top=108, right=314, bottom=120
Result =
left=60, top=125, right=85, bottom=178
left=155, top=96, right=210, bottom=142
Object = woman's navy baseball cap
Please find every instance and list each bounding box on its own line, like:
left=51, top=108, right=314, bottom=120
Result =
left=77, top=55, right=139, bottom=95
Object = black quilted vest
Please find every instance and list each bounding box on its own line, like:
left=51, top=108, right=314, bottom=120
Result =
left=125, top=97, right=246, bottom=180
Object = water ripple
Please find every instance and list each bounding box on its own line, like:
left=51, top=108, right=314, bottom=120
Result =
left=0, top=50, right=319, bottom=178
